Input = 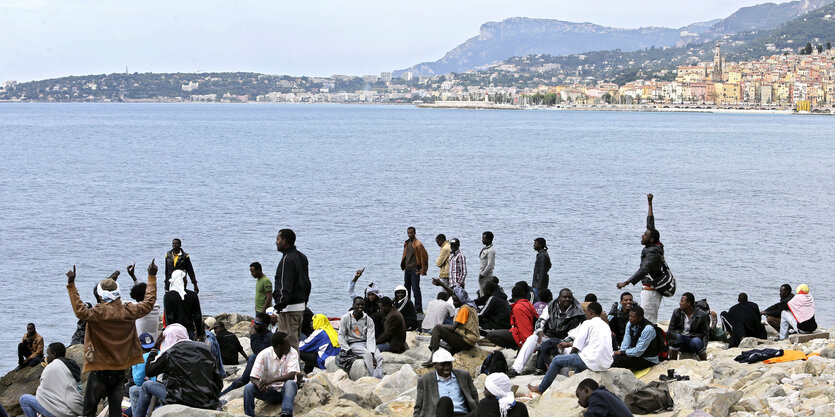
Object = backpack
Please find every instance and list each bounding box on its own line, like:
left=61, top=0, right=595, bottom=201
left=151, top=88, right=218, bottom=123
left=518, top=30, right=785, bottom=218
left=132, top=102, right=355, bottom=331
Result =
left=653, top=325, right=669, bottom=362
left=653, top=257, right=676, bottom=297
left=624, top=381, right=674, bottom=414
left=480, top=350, right=508, bottom=375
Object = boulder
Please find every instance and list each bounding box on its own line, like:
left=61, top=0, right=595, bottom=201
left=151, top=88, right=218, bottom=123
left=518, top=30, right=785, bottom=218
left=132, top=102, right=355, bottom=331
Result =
left=229, top=321, right=253, bottom=339
left=529, top=394, right=584, bottom=417
left=374, top=395, right=415, bottom=417
left=0, top=364, right=44, bottom=416
left=669, top=380, right=741, bottom=417
left=789, top=332, right=829, bottom=344
left=531, top=368, right=642, bottom=401
left=737, top=337, right=767, bottom=349
left=306, top=398, right=387, bottom=416
left=373, top=364, right=418, bottom=403
left=331, top=374, right=381, bottom=409
left=152, top=404, right=241, bottom=416
left=640, top=359, right=713, bottom=384
left=215, top=313, right=254, bottom=330
left=736, top=396, right=768, bottom=413
left=295, top=372, right=342, bottom=414
left=451, top=347, right=491, bottom=377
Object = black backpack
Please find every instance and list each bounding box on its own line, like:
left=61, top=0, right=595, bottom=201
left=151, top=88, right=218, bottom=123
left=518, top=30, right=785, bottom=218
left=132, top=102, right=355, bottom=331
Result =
left=653, top=257, right=676, bottom=297
left=625, top=381, right=674, bottom=414
left=480, top=350, right=508, bottom=375
left=653, top=325, right=670, bottom=362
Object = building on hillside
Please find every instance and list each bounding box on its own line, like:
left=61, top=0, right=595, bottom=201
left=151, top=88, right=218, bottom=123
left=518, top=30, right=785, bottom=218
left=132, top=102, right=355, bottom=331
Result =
left=380, top=72, right=392, bottom=82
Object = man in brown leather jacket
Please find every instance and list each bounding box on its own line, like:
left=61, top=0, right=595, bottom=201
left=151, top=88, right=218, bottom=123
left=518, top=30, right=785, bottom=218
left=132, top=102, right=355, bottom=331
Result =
left=401, top=226, right=429, bottom=314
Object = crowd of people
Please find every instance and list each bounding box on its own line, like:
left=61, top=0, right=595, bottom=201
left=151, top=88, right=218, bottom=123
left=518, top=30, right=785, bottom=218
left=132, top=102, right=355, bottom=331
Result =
left=3, top=196, right=821, bottom=417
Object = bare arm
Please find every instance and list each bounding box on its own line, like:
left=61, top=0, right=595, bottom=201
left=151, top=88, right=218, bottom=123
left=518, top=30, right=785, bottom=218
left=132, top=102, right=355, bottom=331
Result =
left=647, top=193, right=654, bottom=218
left=432, top=278, right=454, bottom=296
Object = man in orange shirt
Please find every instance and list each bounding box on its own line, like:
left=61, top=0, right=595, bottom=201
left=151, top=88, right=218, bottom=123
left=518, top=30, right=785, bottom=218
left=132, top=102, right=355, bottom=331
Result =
left=423, top=279, right=479, bottom=366
left=401, top=226, right=429, bottom=314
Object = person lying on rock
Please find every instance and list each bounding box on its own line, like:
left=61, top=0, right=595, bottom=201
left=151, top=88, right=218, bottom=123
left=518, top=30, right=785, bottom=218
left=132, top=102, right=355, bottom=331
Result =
left=394, top=285, right=421, bottom=331
left=134, top=323, right=223, bottom=416
left=720, top=293, right=767, bottom=348
left=423, top=280, right=479, bottom=366
left=666, top=292, right=709, bottom=361
left=507, top=288, right=585, bottom=378
left=66, top=261, right=157, bottom=417
left=298, top=313, right=340, bottom=374
left=575, top=378, right=634, bottom=417
left=778, top=284, right=817, bottom=341
left=486, top=283, right=538, bottom=350
left=220, top=312, right=275, bottom=395
left=761, top=284, right=793, bottom=332
left=475, top=279, right=511, bottom=332
left=529, top=302, right=613, bottom=395
left=338, top=297, right=384, bottom=378
left=244, top=331, right=299, bottom=417
left=414, top=348, right=479, bottom=417
left=377, top=296, right=408, bottom=353
left=16, top=323, right=43, bottom=371
left=611, top=305, right=660, bottom=370
left=18, top=342, right=83, bottom=417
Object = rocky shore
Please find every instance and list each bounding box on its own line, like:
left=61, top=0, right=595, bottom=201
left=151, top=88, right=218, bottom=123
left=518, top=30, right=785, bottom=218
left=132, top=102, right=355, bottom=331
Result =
left=2, top=313, right=834, bottom=416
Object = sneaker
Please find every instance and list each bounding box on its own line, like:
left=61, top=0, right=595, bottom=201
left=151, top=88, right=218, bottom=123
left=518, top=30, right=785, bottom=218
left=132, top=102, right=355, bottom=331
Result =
left=506, top=369, right=519, bottom=378
left=535, top=368, right=546, bottom=376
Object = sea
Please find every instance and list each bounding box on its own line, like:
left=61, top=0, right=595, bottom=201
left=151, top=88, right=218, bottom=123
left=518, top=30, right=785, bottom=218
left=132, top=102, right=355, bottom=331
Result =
left=1, top=103, right=833, bottom=373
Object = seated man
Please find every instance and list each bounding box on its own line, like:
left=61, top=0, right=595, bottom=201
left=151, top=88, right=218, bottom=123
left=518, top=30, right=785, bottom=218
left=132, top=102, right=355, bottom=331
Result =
left=575, top=378, right=634, bottom=417
left=761, top=284, right=793, bottom=332
left=423, top=280, right=479, bottom=366
left=203, top=317, right=225, bottom=377
left=244, top=332, right=299, bottom=417
left=508, top=289, right=585, bottom=377
left=377, top=297, right=408, bottom=353
left=212, top=321, right=249, bottom=366
left=608, top=292, right=634, bottom=345
left=532, top=288, right=551, bottom=316
left=128, top=333, right=157, bottom=417
left=394, top=285, right=420, bottom=331
left=421, top=292, right=456, bottom=333
left=779, top=284, right=817, bottom=341
left=611, top=305, right=659, bottom=370
left=128, top=265, right=161, bottom=339
left=720, top=293, right=767, bottom=348
left=16, top=323, right=44, bottom=371
left=299, top=314, right=340, bottom=374
left=470, top=373, right=529, bottom=417
left=582, top=294, right=609, bottom=323
left=338, top=297, right=384, bottom=378
left=667, top=292, right=709, bottom=361
left=220, top=312, right=274, bottom=395
left=134, top=323, right=223, bottom=416
left=19, top=342, right=83, bottom=417
left=476, top=280, right=511, bottom=332
left=348, top=269, right=383, bottom=337
left=529, top=302, right=613, bottom=395
left=414, top=348, right=479, bottom=417
left=487, top=283, right=539, bottom=350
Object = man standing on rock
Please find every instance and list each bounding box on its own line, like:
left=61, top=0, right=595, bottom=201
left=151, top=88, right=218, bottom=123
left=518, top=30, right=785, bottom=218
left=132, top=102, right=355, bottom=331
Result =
left=414, top=348, right=479, bottom=417
left=251, top=262, right=273, bottom=315
left=532, top=237, right=551, bottom=296
left=448, top=238, right=467, bottom=290
left=338, top=297, right=384, bottom=378
left=66, top=260, right=157, bottom=417
left=272, top=228, right=311, bottom=350
left=401, top=227, right=429, bottom=314
left=164, top=238, right=197, bottom=293
left=617, top=194, right=665, bottom=324
left=16, top=323, right=44, bottom=371
left=478, top=231, right=496, bottom=292
left=436, top=234, right=451, bottom=287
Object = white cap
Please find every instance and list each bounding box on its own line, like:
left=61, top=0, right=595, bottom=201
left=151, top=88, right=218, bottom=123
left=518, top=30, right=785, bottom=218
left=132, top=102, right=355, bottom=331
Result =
left=265, top=307, right=276, bottom=316
left=432, top=348, right=454, bottom=364
left=395, top=285, right=408, bottom=293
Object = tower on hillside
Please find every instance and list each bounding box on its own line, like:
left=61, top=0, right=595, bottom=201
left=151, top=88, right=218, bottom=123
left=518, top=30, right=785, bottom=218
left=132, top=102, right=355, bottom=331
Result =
left=712, top=43, right=723, bottom=82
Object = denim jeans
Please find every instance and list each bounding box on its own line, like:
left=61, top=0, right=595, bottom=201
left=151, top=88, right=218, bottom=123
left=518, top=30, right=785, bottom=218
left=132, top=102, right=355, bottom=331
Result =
left=243, top=380, right=297, bottom=416
left=538, top=353, right=588, bottom=393
left=779, top=309, right=800, bottom=340
left=19, top=394, right=56, bottom=417
left=134, top=380, right=167, bottom=417
left=221, top=353, right=258, bottom=395
left=404, top=269, right=423, bottom=313
left=377, top=342, right=391, bottom=352
left=670, top=334, right=705, bottom=353
left=129, top=385, right=142, bottom=417
left=536, top=338, right=564, bottom=371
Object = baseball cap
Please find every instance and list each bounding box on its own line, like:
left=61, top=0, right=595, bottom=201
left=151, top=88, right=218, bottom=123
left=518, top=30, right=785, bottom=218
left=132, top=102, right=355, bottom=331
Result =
left=139, top=332, right=155, bottom=349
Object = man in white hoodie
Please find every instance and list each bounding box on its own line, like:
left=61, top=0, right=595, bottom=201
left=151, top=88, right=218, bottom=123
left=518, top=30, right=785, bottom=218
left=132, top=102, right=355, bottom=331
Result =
left=19, top=342, right=83, bottom=417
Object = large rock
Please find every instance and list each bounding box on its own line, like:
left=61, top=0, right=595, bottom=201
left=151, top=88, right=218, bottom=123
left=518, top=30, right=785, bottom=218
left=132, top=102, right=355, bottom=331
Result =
left=0, top=365, right=43, bottom=416
left=306, top=398, right=387, bottom=416
left=737, top=337, right=767, bottom=349
left=531, top=368, right=643, bottom=402
left=374, top=395, right=415, bottom=417
left=668, top=380, right=742, bottom=417
left=322, top=354, right=371, bottom=381
left=295, top=372, right=343, bottom=414
left=640, top=359, right=713, bottom=384
left=373, top=364, right=418, bottom=403
left=152, top=404, right=240, bottom=416
left=330, top=372, right=381, bottom=409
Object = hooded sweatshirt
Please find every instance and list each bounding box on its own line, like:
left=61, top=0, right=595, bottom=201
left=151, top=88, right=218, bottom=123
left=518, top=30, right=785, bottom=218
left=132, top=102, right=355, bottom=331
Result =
left=36, top=358, right=83, bottom=417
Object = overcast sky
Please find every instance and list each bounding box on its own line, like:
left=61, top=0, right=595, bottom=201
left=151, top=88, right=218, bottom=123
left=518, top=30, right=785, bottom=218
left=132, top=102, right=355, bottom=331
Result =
left=0, top=0, right=790, bottom=81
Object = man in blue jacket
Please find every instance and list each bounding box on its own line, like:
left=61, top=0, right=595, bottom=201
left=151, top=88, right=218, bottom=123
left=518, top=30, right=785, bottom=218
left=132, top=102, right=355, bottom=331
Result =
left=272, top=228, right=311, bottom=350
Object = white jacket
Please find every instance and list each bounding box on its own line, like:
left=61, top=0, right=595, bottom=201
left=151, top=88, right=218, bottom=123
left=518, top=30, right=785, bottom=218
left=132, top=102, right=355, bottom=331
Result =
left=36, top=359, right=83, bottom=417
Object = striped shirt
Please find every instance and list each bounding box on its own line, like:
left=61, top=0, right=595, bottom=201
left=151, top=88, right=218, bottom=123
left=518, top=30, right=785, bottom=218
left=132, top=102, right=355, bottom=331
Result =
left=449, top=250, right=467, bottom=288
left=250, top=346, right=300, bottom=390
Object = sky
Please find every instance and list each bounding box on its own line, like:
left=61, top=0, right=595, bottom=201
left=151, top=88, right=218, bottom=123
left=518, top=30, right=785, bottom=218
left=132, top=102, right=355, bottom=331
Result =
left=0, top=0, right=792, bottom=81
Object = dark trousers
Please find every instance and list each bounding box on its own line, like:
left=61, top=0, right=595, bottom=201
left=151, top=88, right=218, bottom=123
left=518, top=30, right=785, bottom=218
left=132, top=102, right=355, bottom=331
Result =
left=436, top=396, right=475, bottom=417
left=537, top=338, right=564, bottom=371
left=82, top=370, right=125, bottom=417
left=611, top=354, right=656, bottom=370
left=17, top=343, right=42, bottom=368
left=486, top=329, right=519, bottom=350
left=299, top=350, right=318, bottom=374
left=404, top=269, right=423, bottom=313
left=221, top=353, right=257, bottom=395
left=430, top=325, right=474, bottom=354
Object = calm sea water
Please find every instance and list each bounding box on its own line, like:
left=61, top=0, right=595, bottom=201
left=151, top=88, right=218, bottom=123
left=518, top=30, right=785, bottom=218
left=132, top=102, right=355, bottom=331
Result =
left=1, top=103, right=833, bottom=373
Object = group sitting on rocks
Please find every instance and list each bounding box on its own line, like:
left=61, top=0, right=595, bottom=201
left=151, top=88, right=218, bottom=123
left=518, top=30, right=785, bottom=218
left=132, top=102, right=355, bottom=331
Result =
left=2, top=195, right=828, bottom=417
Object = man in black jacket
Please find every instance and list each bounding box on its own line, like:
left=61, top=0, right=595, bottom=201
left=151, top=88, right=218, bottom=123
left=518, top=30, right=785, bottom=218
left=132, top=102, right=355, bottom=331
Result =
left=667, top=292, right=710, bottom=361
left=721, top=293, right=768, bottom=348
left=532, top=237, right=551, bottom=295
left=273, top=228, right=311, bottom=350
left=476, top=280, right=511, bottom=332
left=608, top=292, right=634, bottom=345
left=761, top=284, right=793, bottom=331
left=134, top=329, right=223, bottom=416
left=617, top=194, right=665, bottom=324
left=164, top=238, right=198, bottom=293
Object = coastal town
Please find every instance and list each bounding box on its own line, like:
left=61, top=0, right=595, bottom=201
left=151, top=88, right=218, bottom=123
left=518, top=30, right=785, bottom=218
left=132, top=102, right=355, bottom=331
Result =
left=2, top=45, right=834, bottom=111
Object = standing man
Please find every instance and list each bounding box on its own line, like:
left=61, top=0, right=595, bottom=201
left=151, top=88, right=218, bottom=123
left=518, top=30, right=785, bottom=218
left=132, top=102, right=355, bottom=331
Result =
left=617, top=194, right=665, bottom=324
left=532, top=237, right=551, bottom=295
left=401, top=227, right=429, bottom=314
left=273, top=228, right=311, bottom=350
left=165, top=238, right=197, bottom=293
left=435, top=234, right=451, bottom=287
left=448, top=238, right=467, bottom=290
left=16, top=323, right=43, bottom=371
left=251, top=262, right=273, bottom=315
left=478, top=231, right=496, bottom=291
left=66, top=260, right=157, bottom=417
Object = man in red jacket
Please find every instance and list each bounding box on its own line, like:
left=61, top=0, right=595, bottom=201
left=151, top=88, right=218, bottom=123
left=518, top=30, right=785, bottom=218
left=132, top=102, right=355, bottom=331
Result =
left=401, top=226, right=428, bottom=314
left=486, top=284, right=539, bottom=349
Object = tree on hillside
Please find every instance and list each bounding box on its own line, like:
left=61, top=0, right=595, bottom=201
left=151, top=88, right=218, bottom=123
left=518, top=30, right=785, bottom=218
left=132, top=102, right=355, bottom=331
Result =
left=817, top=45, right=824, bottom=54
left=827, top=42, right=832, bottom=50
left=804, top=42, right=813, bottom=55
